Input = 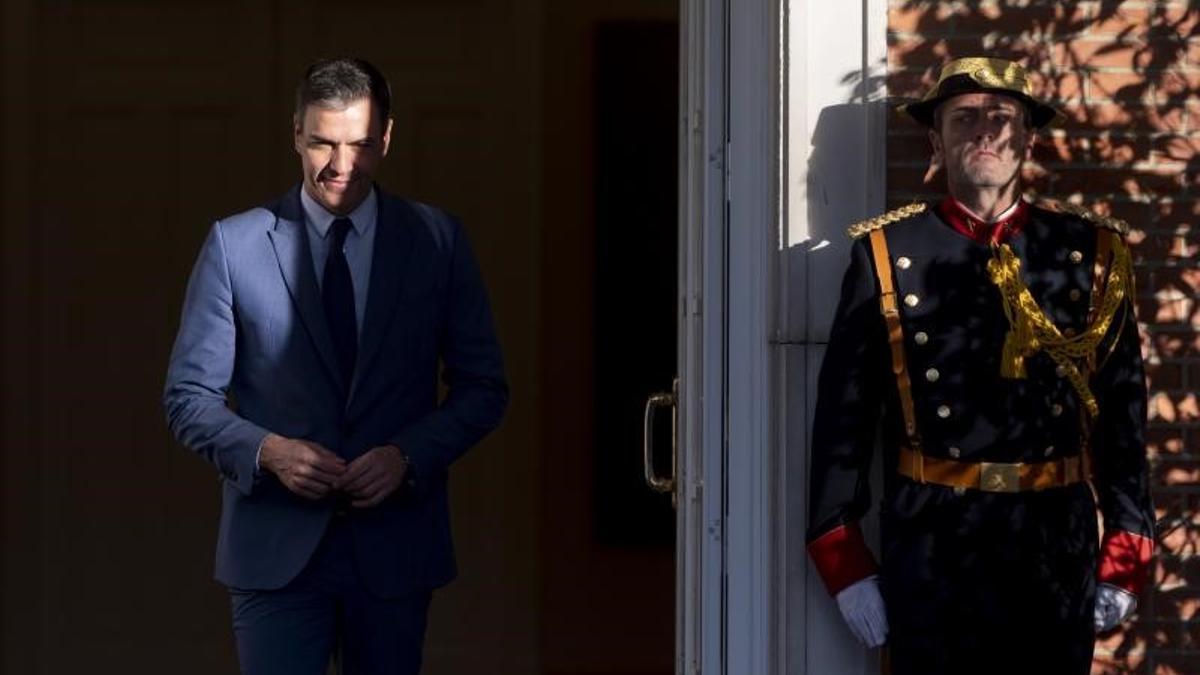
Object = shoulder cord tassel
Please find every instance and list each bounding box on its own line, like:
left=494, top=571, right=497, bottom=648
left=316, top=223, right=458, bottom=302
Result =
left=986, top=234, right=1133, bottom=421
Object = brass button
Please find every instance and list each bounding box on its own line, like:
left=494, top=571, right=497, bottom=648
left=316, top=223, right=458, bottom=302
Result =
left=1044, top=445, right=1055, bottom=457
left=1055, top=364, right=1067, bottom=377
left=1069, top=250, right=1083, bottom=263
left=904, top=294, right=920, bottom=308
left=1050, top=403, right=1064, bottom=417
left=937, top=405, right=951, bottom=419
left=953, top=486, right=967, bottom=497
left=925, top=368, right=940, bottom=383
left=1069, top=288, right=1083, bottom=301
left=948, top=446, right=961, bottom=459
left=896, top=256, right=912, bottom=270
left=914, top=331, right=929, bottom=345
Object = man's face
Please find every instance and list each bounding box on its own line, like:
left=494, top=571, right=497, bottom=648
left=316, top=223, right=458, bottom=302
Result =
left=929, top=92, right=1035, bottom=192
left=294, top=97, right=392, bottom=215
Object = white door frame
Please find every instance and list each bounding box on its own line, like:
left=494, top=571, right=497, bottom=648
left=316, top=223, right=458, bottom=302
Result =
left=676, top=0, right=729, bottom=673
left=677, top=0, right=783, bottom=672
left=678, top=0, right=889, bottom=672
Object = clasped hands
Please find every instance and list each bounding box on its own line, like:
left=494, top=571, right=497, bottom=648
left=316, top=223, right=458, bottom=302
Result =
left=259, top=433, right=408, bottom=508
left=835, top=576, right=1138, bottom=648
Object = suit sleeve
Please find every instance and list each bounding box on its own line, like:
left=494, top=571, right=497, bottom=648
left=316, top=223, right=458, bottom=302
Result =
left=806, top=237, right=890, bottom=595
left=390, top=218, right=509, bottom=501
left=163, top=222, right=270, bottom=497
left=1091, top=294, right=1156, bottom=595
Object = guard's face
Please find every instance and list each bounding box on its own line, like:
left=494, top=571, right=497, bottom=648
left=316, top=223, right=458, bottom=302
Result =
left=294, top=97, right=392, bottom=215
left=930, top=92, right=1034, bottom=193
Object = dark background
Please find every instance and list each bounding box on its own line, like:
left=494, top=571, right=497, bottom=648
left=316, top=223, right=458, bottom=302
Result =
left=0, top=2, right=678, bottom=673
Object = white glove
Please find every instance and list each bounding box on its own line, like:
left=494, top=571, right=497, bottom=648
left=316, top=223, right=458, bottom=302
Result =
left=1094, top=583, right=1137, bottom=632
left=835, top=575, right=888, bottom=648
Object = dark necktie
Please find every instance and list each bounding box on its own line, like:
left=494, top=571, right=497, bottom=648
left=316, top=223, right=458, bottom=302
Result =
left=324, top=218, right=357, bottom=391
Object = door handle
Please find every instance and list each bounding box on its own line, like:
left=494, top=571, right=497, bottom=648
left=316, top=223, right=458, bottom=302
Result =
left=643, top=378, right=678, bottom=496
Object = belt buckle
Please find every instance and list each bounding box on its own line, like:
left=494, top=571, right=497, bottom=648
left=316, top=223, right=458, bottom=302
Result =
left=979, top=462, right=1020, bottom=493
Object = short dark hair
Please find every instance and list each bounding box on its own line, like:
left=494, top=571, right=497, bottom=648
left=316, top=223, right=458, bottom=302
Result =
left=295, top=58, right=391, bottom=121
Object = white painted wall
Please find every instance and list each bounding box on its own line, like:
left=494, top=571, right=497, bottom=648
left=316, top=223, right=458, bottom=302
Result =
left=776, top=0, right=889, bottom=673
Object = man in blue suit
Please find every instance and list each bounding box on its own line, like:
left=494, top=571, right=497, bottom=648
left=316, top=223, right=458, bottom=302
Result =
left=163, top=58, right=508, bottom=675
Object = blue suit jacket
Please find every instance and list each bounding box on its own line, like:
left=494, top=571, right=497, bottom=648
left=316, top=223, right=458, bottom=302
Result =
left=163, top=185, right=508, bottom=597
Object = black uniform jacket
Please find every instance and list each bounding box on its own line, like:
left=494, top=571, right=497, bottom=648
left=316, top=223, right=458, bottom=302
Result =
left=805, top=200, right=1155, bottom=671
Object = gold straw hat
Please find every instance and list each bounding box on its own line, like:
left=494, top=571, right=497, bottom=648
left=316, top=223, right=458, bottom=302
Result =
left=898, top=57, right=1065, bottom=129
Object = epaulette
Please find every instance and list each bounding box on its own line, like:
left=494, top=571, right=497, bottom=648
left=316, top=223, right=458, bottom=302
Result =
left=1037, top=199, right=1130, bottom=235
left=847, top=202, right=928, bottom=239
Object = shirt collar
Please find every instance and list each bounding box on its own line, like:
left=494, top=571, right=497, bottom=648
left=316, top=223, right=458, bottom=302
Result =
left=299, top=185, right=378, bottom=239
left=936, top=195, right=1029, bottom=244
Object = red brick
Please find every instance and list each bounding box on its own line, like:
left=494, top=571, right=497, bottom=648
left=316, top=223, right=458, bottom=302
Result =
left=888, top=37, right=939, bottom=66
left=888, top=5, right=932, bottom=34
left=1148, top=362, right=1186, bottom=389
left=1098, top=134, right=1153, bottom=164
left=1182, top=268, right=1200, bottom=293
left=1151, top=135, right=1200, bottom=164
left=1091, top=4, right=1199, bottom=39
left=1151, top=69, right=1200, bottom=101
left=1157, top=655, right=1200, bottom=674
left=950, top=3, right=1089, bottom=37
left=1151, top=331, right=1199, bottom=358
left=888, top=68, right=940, bottom=99
left=1109, top=199, right=1154, bottom=225
left=1157, top=459, right=1200, bottom=486
left=1044, top=70, right=1088, bottom=100
left=1147, top=428, right=1187, bottom=458
left=1061, top=102, right=1188, bottom=132
left=887, top=133, right=933, bottom=162
left=1090, top=5, right=1154, bottom=37
left=1135, top=231, right=1199, bottom=261
left=887, top=2, right=959, bottom=33
left=1057, top=40, right=1159, bottom=70
left=1049, top=166, right=1182, bottom=197
left=1150, top=199, right=1200, bottom=227
left=886, top=163, right=941, bottom=193
left=1136, top=266, right=1158, bottom=292
left=1090, top=70, right=1155, bottom=102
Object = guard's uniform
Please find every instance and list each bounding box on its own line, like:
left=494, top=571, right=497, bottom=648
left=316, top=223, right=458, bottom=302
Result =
left=806, top=198, right=1155, bottom=675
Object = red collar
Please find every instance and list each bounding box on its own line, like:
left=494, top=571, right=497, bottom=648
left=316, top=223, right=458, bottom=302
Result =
left=936, top=197, right=1029, bottom=244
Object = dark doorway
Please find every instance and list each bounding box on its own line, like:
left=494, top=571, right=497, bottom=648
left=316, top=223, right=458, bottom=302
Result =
left=593, top=21, right=679, bottom=548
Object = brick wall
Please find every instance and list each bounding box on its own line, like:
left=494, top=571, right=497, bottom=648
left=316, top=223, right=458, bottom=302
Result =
left=886, top=1, right=1200, bottom=672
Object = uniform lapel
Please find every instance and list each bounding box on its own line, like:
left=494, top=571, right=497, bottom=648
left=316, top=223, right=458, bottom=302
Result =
left=267, top=185, right=346, bottom=394
left=347, top=190, right=416, bottom=409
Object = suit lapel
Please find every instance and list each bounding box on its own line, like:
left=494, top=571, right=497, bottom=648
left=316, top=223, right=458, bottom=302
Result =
left=267, top=186, right=346, bottom=394
left=347, top=192, right=416, bottom=408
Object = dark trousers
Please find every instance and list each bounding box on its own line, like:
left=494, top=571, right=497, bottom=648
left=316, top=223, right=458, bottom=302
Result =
left=229, top=517, right=432, bottom=675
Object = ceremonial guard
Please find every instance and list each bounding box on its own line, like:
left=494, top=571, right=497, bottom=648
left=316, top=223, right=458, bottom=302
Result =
left=805, top=58, right=1156, bottom=674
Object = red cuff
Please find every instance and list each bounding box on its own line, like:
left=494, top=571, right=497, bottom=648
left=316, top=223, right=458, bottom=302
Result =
left=1097, top=530, right=1155, bottom=595
left=807, top=522, right=880, bottom=596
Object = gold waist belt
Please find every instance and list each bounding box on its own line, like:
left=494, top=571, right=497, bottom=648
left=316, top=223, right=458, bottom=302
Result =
left=897, top=447, right=1086, bottom=493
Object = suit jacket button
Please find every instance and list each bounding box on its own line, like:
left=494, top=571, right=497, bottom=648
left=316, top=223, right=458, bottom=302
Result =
left=925, top=368, right=940, bottom=383
left=937, top=405, right=951, bottom=419
left=948, top=446, right=961, bottom=459
left=1069, top=288, right=1083, bottom=301
left=1069, top=250, right=1084, bottom=263
left=914, top=331, right=929, bottom=345
left=896, top=256, right=912, bottom=270
left=904, top=294, right=920, bottom=308
left=1050, top=404, right=1064, bottom=417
